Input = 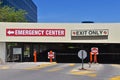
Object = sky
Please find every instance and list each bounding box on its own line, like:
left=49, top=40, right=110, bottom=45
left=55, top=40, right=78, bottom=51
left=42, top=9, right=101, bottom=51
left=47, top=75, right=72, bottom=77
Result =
left=33, top=0, right=120, bottom=23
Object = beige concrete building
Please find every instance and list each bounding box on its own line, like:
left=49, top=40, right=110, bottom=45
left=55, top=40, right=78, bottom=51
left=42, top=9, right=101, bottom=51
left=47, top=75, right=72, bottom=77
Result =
left=0, top=22, right=120, bottom=63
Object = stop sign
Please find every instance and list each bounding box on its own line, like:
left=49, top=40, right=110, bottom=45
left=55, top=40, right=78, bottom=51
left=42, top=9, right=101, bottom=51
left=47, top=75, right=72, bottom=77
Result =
left=91, top=47, right=98, bottom=53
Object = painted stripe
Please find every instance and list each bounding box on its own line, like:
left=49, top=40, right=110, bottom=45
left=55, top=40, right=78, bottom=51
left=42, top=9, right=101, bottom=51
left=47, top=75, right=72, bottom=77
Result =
left=110, top=76, right=120, bottom=80
left=111, top=64, right=120, bottom=68
left=87, top=73, right=97, bottom=77
left=24, top=63, right=57, bottom=70
left=70, top=71, right=94, bottom=75
left=47, top=68, right=63, bottom=72
left=46, top=64, right=75, bottom=72
left=0, top=66, right=9, bottom=69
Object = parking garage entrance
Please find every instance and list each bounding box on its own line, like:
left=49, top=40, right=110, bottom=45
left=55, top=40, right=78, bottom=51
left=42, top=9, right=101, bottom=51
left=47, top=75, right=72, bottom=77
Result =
left=6, top=42, right=120, bottom=64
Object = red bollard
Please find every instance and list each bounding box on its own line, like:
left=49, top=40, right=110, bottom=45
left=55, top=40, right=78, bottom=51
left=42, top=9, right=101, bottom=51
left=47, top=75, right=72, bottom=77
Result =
left=50, top=57, right=52, bottom=63
left=33, top=50, right=37, bottom=62
left=90, top=52, right=93, bottom=63
left=94, top=53, right=97, bottom=63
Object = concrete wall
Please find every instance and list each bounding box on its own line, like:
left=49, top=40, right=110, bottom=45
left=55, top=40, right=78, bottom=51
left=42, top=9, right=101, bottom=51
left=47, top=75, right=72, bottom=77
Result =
left=0, top=43, right=6, bottom=63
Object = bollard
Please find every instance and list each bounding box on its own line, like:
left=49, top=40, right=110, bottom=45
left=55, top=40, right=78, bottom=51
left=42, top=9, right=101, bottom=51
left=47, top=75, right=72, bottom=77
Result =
left=90, top=52, right=93, bottom=63
left=50, top=58, right=52, bottom=63
left=33, top=50, right=37, bottom=62
left=94, top=53, right=97, bottom=63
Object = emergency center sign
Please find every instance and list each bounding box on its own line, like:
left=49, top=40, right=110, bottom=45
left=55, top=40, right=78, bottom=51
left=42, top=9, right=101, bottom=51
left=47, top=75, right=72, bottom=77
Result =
left=6, top=29, right=65, bottom=36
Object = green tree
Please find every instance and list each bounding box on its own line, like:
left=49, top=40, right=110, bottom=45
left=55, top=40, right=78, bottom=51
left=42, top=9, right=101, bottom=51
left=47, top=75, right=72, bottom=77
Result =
left=0, top=3, right=27, bottom=22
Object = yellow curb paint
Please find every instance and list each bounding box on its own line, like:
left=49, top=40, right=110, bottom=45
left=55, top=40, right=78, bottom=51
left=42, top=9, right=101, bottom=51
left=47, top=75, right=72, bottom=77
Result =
left=111, top=64, right=120, bottom=68
left=25, top=63, right=57, bottom=70
left=51, top=62, right=57, bottom=64
left=110, top=76, right=120, bottom=80
left=25, top=65, right=50, bottom=70
left=87, top=73, right=97, bottom=77
left=70, top=71, right=93, bottom=75
left=1, top=66, right=9, bottom=69
left=69, top=64, right=75, bottom=66
left=47, top=68, right=63, bottom=72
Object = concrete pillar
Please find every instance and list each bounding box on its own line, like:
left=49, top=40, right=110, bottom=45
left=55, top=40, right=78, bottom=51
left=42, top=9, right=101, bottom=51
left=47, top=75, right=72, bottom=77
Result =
left=0, top=42, right=6, bottom=64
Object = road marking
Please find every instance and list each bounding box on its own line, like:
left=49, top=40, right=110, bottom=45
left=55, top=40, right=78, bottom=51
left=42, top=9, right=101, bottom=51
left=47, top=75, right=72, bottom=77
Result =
left=70, top=70, right=97, bottom=77
left=47, top=68, right=63, bottom=72
left=0, top=66, right=9, bottom=69
left=24, top=63, right=57, bottom=70
left=68, top=64, right=75, bottom=66
left=110, top=76, right=120, bottom=80
left=46, top=64, right=75, bottom=72
left=87, top=73, right=97, bottom=77
left=70, top=70, right=94, bottom=75
left=111, top=64, right=120, bottom=68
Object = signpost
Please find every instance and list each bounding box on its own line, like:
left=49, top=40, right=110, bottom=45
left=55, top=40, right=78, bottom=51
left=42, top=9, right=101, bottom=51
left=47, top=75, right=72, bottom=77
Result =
left=78, top=50, right=87, bottom=70
left=90, top=47, right=99, bottom=63
left=48, top=51, right=54, bottom=62
left=91, top=47, right=98, bottom=53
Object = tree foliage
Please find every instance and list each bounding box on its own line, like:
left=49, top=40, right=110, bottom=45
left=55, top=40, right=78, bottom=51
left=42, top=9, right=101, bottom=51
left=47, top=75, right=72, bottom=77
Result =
left=0, top=3, right=27, bottom=22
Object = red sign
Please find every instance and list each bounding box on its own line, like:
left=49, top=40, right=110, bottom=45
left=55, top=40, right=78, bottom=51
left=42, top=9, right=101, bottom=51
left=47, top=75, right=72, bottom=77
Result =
left=91, top=47, right=98, bottom=54
left=48, top=52, right=54, bottom=59
left=6, top=29, right=65, bottom=36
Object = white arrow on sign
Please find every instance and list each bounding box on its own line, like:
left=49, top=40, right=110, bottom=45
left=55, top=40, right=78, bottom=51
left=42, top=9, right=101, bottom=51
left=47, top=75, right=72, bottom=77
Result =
left=7, top=30, right=14, bottom=35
